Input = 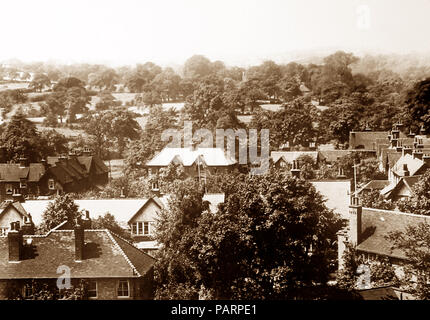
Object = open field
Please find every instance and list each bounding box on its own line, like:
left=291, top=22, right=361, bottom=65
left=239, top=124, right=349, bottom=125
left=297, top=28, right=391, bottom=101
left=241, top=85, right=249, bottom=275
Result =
left=0, top=82, right=29, bottom=91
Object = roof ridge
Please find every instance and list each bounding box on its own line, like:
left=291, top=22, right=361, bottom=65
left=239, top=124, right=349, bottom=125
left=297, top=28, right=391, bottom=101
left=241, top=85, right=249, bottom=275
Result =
left=108, top=230, right=157, bottom=260
left=104, top=229, right=142, bottom=277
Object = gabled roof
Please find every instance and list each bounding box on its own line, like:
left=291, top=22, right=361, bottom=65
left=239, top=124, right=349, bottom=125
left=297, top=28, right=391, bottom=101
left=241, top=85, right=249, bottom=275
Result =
left=392, top=154, right=426, bottom=177
left=0, top=164, right=45, bottom=182
left=357, top=208, right=430, bottom=259
left=20, top=198, right=161, bottom=227
left=384, top=175, right=421, bottom=199
left=271, top=151, right=319, bottom=164
left=0, top=229, right=155, bottom=279
left=356, top=180, right=391, bottom=196
left=146, top=147, right=236, bottom=167
left=0, top=201, right=30, bottom=219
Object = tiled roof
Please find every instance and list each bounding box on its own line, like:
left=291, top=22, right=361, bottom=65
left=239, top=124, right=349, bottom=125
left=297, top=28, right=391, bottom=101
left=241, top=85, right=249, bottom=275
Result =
left=0, top=229, right=155, bottom=279
left=146, top=147, right=237, bottom=167
left=21, top=198, right=159, bottom=226
left=357, top=208, right=430, bottom=259
left=384, top=175, right=421, bottom=199
left=349, top=131, right=390, bottom=150
left=311, top=180, right=351, bottom=219
left=356, top=180, right=391, bottom=196
left=0, top=201, right=30, bottom=219
left=271, top=151, right=319, bottom=164
left=0, top=164, right=45, bottom=182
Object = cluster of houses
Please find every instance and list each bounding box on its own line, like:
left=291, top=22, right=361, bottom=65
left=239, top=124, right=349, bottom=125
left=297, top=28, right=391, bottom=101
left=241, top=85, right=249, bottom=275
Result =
left=1, top=121, right=430, bottom=300
left=0, top=149, right=109, bottom=203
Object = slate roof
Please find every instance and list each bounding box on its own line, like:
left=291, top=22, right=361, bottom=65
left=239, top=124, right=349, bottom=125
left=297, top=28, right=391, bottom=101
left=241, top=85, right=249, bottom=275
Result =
left=146, top=147, right=237, bottom=167
left=0, top=229, right=155, bottom=279
left=392, top=154, right=426, bottom=177
left=357, top=286, right=400, bottom=300
left=21, top=198, right=161, bottom=227
left=356, top=180, right=391, bottom=195
left=271, top=151, right=319, bottom=164
left=0, top=163, right=45, bottom=182
left=349, top=131, right=390, bottom=150
left=383, top=175, right=421, bottom=199
left=357, top=208, right=430, bottom=259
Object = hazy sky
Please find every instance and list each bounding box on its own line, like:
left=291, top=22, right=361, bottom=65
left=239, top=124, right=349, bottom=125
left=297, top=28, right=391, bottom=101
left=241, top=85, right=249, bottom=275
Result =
left=1, top=0, right=429, bottom=66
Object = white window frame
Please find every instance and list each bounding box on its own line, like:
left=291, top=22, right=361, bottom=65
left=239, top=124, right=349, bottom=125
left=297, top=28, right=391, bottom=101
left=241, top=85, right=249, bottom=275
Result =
left=87, top=280, right=98, bottom=299
left=132, top=222, right=153, bottom=236
left=48, top=179, right=55, bottom=190
left=117, top=280, right=130, bottom=298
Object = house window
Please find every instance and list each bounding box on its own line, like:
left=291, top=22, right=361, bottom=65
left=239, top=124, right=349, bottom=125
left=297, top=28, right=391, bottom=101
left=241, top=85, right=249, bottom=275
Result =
left=131, top=222, right=152, bottom=235
left=23, top=284, right=33, bottom=299
left=20, top=180, right=27, bottom=189
left=0, top=227, right=8, bottom=236
left=87, top=280, right=97, bottom=298
left=117, top=280, right=129, bottom=298
left=280, top=161, right=286, bottom=168
left=151, top=180, right=159, bottom=191
left=48, top=179, right=55, bottom=190
left=143, top=222, right=149, bottom=235
left=5, top=184, right=12, bottom=194
left=13, top=188, right=20, bottom=195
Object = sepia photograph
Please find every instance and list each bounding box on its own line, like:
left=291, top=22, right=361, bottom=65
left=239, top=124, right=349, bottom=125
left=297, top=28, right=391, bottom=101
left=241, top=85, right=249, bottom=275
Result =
left=0, top=0, right=429, bottom=308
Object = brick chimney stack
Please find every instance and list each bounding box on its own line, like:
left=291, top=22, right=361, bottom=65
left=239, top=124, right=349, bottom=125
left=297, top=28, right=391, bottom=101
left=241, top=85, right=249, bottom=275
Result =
left=413, top=149, right=423, bottom=160
left=74, top=219, right=85, bottom=262
left=423, top=154, right=430, bottom=166
left=402, top=146, right=412, bottom=157
left=402, top=164, right=410, bottom=177
left=19, top=156, right=28, bottom=168
left=21, top=214, right=35, bottom=235
left=349, top=196, right=362, bottom=246
left=290, top=160, right=301, bottom=179
left=8, top=221, right=23, bottom=262
left=82, top=210, right=92, bottom=229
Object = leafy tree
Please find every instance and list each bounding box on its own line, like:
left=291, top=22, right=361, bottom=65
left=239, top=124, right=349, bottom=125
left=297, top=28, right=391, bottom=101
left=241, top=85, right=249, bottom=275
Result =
left=404, top=77, right=430, bottom=133
left=84, top=110, right=141, bottom=158
left=29, top=73, right=51, bottom=92
left=125, top=105, right=178, bottom=173
left=53, top=77, right=90, bottom=122
left=387, top=222, right=430, bottom=299
left=155, top=172, right=343, bottom=299
left=39, top=129, right=69, bottom=155
left=336, top=243, right=361, bottom=289
left=360, top=189, right=395, bottom=210
left=40, top=194, right=81, bottom=232
left=0, top=113, right=44, bottom=162
left=89, top=68, right=118, bottom=90
left=183, top=55, right=213, bottom=79
left=396, top=170, right=430, bottom=215
left=92, top=213, right=132, bottom=240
